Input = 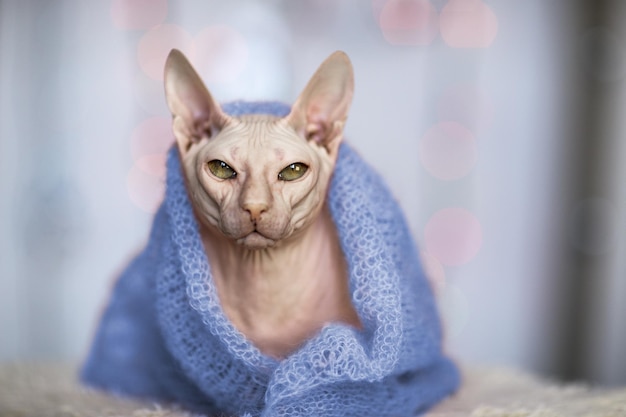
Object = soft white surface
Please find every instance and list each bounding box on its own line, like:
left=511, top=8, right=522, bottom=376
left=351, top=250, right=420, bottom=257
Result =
left=1, top=363, right=624, bottom=417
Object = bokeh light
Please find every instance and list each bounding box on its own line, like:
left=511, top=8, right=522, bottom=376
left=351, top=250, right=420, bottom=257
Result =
left=138, top=24, right=194, bottom=81
left=437, top=83, right=494, bottom=134
left=424, top=207, right=483, bottom=266
left=376, top=0, right=439, bottom=46
left=130, top=117, right=174, bottom=161
left=193, top=26, right=249, bottom=85
left=439, top=0, right=498, bottom=48
left=419, top=121, right=476, bottom=180
left=127, top=117, right=173, bottom=213
left=135, top=154, right=168, bottom=178
left=421, top=251, right=447, bottom=296
left=127, top=162, right=165, bottom=213
left=110, top=0, right=167, bottom=31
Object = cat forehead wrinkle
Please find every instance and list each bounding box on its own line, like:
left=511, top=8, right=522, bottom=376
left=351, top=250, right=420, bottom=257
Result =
left=210, top=115, right=317, bottom=167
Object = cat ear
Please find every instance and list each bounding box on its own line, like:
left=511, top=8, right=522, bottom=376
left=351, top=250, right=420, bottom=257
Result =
left=164, top=49, right=230, bottom=156
left=286, top=51, right=354, bottom=157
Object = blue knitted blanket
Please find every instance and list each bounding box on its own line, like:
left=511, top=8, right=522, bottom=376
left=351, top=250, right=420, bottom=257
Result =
left=81, top=102, right=459, bottom=417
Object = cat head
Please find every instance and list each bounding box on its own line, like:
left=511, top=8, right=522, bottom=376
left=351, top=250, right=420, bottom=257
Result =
left=164, top=50, right=354, bottom=249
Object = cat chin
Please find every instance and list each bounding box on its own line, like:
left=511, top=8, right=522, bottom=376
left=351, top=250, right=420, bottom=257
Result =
left=236, top=232, right=277, bottom=250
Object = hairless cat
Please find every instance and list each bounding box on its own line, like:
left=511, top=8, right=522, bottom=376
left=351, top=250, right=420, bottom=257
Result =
left=81, top=50, right=459, bottom=417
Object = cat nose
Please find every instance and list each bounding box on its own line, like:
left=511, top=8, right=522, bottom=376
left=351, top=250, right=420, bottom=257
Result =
left=240, top=176, right=271, bottom=222
left=243, top=203, right=268, bottom=222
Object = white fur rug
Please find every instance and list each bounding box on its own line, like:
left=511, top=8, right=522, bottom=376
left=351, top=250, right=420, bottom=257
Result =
left=1, top=362, right=624, bottom=417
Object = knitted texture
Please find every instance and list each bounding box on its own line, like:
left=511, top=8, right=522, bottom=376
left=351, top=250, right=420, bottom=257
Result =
left=81, top=101, right=460, bottom=417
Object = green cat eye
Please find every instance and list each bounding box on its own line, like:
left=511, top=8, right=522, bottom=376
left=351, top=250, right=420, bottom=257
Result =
left=207, top=160, right=237, bottom=179
left=278, top=163, right=308, bottom=181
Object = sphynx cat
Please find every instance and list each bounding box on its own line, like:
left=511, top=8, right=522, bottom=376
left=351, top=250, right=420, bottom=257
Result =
left=164, top=49, right=362, bottom=359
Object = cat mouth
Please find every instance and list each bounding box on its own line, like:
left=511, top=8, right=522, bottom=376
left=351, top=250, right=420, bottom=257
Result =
left=236, top=231, right=276, bottom=249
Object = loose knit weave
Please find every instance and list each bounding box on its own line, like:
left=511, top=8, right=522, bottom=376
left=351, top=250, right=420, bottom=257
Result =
left=81, top=102, right=460, bottom=417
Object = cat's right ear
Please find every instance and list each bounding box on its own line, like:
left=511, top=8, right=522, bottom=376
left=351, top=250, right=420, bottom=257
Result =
left=286, top=51, right=354, bottom=160
left=164, top=49, right=230, bottom=156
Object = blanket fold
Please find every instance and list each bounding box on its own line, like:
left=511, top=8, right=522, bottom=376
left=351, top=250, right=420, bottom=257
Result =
left=81, top=102, right=459, bottom=417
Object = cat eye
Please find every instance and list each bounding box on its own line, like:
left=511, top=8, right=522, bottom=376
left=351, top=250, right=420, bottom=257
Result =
left=207, top=160, right=237, bottom=179
left=278, top=163, right=308, bottom=181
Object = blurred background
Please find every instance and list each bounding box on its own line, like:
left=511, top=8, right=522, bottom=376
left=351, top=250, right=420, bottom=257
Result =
left=1, top=0, right=625, bottom=386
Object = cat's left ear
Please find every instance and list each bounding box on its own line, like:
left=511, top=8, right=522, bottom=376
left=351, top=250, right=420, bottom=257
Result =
left=164, top=49, right=231, bottom=157
left=286, top=51, right=354, bottom=159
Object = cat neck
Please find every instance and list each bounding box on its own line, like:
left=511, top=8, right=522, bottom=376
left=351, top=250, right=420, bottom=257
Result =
left=199, top=204, right=347, bottom=308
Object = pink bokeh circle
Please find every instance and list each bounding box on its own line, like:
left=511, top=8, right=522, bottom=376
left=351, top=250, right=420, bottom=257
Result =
left=127, top=162, right=165, bottom=213
left=136, top=154, right=167, bottom=178
left=137, top=24, right=195, bottom=81
left=424, top=207, right=483, bottom=266
left=127, top=117, right=172, bottom=213
left=419, top=121, right=477, bottom=181
left=420, top=251, right=447, bottom=296
left=377, top=0, right=439, bottom=46
left=110, top=0, right=167, bottom=30
left=439, top=0, right=498, bottom=48
left=130, top=117, right=175, bottom=161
